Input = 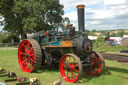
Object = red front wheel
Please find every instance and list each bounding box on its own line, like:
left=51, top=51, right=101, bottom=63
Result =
left=59, top=53, right=83, bottom=83
left=86, top=52, right=105, bottom=76
left=18, top=39, right=42, bottom=72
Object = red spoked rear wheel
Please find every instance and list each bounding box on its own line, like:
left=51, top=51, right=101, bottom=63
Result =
left=18, top=39, right=42, bottom=72
left=86, top=52, right=105, bottom=76
left=59, top=53, right=83, bottom=83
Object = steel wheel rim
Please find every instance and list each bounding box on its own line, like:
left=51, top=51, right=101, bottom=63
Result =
left=59, top=54, right=81, bottom=82
left=86, top=52, right=104, bottom=76
left=18, top=40, right=35, bottom=72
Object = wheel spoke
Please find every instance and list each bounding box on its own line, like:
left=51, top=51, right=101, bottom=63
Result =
left=72, top=58, right=75, bottom=65
left=22, top=57, right=25, bottom=60
left=21, top=59, right=28, bottom=64
left=63, top=64, right=67, bottom=68
left=27, top=42, right=30, bottom=47
left=29, top=54, right=35, bottom=59
left=29, top=48, right=33, bottom=54
left=20, top=52, right=26, bottom=55
left=97, top=58, right=101, bottom=61
left=71, top=71, right=77, bottom=79
left=74, top=64, right=79, bottom=67
left=69, top=56, right=70, bottom=62
left=71, top=73, right=74, bottom=79
left=30, top=63, right=33, bottom=69
left=96, top=68, right=100, bottom=73
left=29, top=59, right=34, bottom=64
left=26, top=64, right=29, bottom=69
left=66, top=59, right=70, bottom=65
left=98, top=64, right=102, bottom=67
left=31, top=55, right=35, bottom=59
left=23, top=44, right=27, bottom=48
left=67, top=71, right=69, bottom=78
left=30, top=57, right=35, bottom=63
left=73, top=68, right=79, bottom=73
left=30, top=54, right=34, bottom=56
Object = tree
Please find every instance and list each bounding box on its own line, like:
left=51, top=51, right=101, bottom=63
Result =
left=0, top=0, right=64, bottom=39
left=92, top=29, right=96, bottom=32
left=100, top=31, right=108, bottom=36
left=88, top=32, right=96, bottom=36
left=110, top=32, right=116, bottom=37
left=93, top=36, right=105, bottom=48
left=117, top=30, right=124, bottom=37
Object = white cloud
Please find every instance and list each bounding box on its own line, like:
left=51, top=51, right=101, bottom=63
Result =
left=60, top=0, right=128, bottom=30
left=87, top=8, right=113, bottom=19
left=60, top=0, right=102, bottom=10
left=89, top=21, right=101, bottom=25
left=104, top=0, right=125, bottom=5
left=104, top=0, right=128, bottom=19
left=60, top=0, right=84, bottom=10
left=64, top=11, right=77, bottom=22
left=63, top=11, right=78, bottom=30
left=85, top=0, right=102, bottom=6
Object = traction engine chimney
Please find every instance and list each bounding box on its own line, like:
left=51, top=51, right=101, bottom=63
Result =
left=77, top=5, right=85, bottom=32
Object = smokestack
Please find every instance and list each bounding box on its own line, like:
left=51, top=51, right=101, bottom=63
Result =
left=105, top=32, right=110, bottom=40
left=77, top=5, right=85, bottom=32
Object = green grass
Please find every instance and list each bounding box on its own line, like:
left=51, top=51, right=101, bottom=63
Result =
left=0, top=48, right=128, bottom=85
left=93, top=44, right=127, bottom=52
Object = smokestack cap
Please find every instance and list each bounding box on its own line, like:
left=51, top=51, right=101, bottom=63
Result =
left=77, top=5, right=85, bottom=9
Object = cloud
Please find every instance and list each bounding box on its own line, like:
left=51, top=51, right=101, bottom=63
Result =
left=85, top=0, right=102, bottom=6
left=60, top=0, right=102, bottom=10
left=60, top=0, right=83, bottom=10
left=86, top=8, right=113, bottom=19
left=60, top=0, right=128, bottom=30
left=64, top=11, right=77, bottom=22
left=104, top=0, right=125, bottom=5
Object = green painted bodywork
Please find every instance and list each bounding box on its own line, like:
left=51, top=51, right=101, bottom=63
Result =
left=33, top=36, right=62, bottom=46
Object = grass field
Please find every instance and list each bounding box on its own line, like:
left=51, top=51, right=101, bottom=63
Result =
left=0, top=48, right=128, bottom=85
left=93, top=44, right=127, bottom=52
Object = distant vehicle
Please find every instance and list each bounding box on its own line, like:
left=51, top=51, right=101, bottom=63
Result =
left=105, top=32, right=118, bottom=46
left=106, top=39, right=118, bottom=46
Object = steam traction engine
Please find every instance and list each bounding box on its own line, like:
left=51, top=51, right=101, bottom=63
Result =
left=18, top=5, right=105, bottom=83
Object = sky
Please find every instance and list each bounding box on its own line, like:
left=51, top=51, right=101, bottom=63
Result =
left=60, top=0, right=128, bottom=31
left=0, top=0, right=128, bottom=31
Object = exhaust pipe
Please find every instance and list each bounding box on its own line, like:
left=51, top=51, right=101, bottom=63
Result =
left=77, top=5, right=85, bottom=32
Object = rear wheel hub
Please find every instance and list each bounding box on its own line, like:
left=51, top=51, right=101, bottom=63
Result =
left=25, top=54, right=29, bottom=58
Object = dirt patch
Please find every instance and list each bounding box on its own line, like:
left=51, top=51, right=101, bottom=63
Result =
left=100, top=52, right=128, bottom=64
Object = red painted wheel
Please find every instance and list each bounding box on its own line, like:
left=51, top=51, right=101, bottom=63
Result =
left=86, top=52, right=105, bottom=76
left=59, top=53, right=83, bottom=83
left=18, top=39, right=42, bottom=72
